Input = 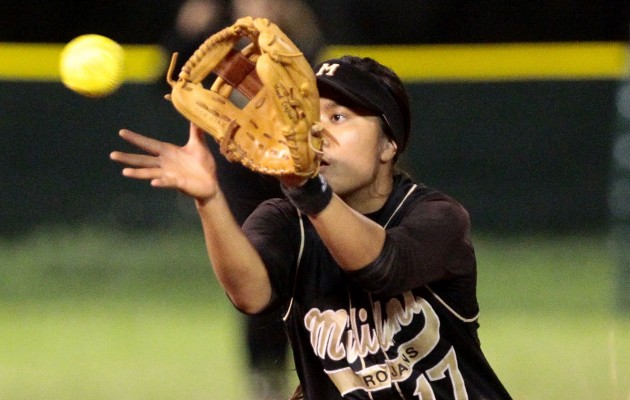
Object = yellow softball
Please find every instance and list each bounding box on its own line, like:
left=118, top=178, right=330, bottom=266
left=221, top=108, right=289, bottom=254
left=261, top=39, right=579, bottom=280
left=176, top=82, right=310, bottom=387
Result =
left=59, top=34, right=125, bottom=98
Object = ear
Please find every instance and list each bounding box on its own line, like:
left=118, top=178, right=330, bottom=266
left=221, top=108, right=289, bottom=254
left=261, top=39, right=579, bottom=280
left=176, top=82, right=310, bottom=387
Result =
left=380, top=139, right=398, bottom=163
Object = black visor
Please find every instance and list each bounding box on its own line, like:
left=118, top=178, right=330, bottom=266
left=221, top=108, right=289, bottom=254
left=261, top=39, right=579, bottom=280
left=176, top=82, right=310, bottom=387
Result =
left=314, top=59, right=405, bottom=150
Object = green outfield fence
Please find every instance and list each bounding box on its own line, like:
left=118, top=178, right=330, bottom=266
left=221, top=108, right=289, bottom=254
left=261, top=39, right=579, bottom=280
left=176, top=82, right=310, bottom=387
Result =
left=1, top=42, right=626, bottom=234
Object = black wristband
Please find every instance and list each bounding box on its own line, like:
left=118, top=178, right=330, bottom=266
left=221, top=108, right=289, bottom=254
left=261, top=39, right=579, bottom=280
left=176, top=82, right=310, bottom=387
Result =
left=281, top=175, right=333, bottom=215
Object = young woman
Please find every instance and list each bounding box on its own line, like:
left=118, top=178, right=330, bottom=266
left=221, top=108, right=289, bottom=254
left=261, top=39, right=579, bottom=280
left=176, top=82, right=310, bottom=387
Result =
left=111, top=56, right=511, bottom=399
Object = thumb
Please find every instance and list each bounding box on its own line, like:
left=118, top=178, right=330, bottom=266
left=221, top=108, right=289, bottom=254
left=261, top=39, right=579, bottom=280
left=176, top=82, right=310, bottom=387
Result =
left=188, top=123, right=206, bottom=145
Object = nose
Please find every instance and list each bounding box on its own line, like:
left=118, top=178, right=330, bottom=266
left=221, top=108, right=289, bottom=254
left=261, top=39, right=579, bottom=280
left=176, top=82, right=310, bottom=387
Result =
left=318, top=128, right=333, bottom=148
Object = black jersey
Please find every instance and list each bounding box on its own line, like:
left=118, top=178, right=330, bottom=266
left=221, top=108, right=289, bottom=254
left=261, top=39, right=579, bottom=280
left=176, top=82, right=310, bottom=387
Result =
left=242, top=174, right=511, bottom=399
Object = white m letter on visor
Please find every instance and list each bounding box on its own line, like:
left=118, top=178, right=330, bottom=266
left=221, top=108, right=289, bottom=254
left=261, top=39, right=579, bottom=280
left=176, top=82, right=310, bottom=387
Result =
left=314, top=58, right=405, bottom=151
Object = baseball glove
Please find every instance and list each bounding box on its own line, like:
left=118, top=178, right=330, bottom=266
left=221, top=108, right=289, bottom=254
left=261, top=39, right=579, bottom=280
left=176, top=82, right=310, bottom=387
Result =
left=166, top=16, right=322, bottom=177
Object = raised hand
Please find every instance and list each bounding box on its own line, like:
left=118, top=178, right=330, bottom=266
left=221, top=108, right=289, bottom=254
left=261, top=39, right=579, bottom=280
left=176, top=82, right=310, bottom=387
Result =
left=110, top=123, right=219, bottom=203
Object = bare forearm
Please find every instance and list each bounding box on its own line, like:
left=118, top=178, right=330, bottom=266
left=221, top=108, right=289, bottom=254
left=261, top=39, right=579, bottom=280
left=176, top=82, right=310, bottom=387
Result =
left=195, top=192, right=272, bottom=314
left=308, top=195, right=386, bottom=271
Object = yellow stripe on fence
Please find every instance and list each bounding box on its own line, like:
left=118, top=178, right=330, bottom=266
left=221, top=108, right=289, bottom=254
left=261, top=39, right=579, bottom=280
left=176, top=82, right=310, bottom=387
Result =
left=320, top=42, right=629, bottom=81
left=0, top=42, right=168, bottom=82
left=1, top=42, right=628, bottom=83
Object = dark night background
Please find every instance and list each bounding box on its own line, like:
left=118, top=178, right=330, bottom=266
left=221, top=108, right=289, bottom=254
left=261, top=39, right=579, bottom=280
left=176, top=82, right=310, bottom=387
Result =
left=1, top=0, right=629, bottom=45
left=2, top=1, right=630, bottom=234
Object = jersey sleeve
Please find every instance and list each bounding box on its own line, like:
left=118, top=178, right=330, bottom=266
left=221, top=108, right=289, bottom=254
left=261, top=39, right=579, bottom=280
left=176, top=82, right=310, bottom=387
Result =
left=241, top=199, right=301, bottom=312
left=349, top=192, right=475, bottom=297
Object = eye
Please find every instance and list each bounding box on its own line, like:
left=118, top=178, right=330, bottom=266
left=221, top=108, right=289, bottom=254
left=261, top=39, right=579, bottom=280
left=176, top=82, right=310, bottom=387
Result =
left=331, top=113, right=346, bottom=123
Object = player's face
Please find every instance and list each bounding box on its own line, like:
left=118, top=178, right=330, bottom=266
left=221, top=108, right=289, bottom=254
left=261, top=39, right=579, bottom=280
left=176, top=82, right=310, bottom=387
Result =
left=318, top=97, right=395, bottom=210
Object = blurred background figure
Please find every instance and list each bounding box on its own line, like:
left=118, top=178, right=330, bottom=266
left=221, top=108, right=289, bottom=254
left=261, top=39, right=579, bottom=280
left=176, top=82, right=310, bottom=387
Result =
left=161, top=0, right=230, bottom=76
left=161, top=0, right=323, bottom=84
left=162, top=1, right=324, bottom=398
left=231, top=0, right=324, bottom=62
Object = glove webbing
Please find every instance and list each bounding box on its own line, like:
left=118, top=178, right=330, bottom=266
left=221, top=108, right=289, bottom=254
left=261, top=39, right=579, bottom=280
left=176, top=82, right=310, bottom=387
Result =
left=213, top=48, right=263, bottom=100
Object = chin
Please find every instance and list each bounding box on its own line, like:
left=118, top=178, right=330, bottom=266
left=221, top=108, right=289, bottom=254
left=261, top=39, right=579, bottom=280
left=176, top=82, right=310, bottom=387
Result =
left=320, top=171, right=338, bottom=192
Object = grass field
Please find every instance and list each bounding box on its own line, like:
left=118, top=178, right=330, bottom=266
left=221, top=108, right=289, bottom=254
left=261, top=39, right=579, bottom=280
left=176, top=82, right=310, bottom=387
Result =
left=1, top=226, right=629, bottom=399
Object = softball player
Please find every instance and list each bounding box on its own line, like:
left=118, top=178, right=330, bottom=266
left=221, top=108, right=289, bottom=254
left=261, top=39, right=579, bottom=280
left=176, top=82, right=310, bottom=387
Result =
left=111, top=55, right=511, bottom=399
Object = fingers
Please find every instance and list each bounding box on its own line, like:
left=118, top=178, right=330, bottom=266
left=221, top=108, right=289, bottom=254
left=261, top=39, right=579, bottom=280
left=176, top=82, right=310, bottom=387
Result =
left=120, top=166, right=163, bottom=181
left=110, top=151, right=160, bottom=168
left=111, top=129, right=165, bottom=182
left=111, top=154, right=176, bottom=188
left=110, top=128, right=188, bottom=191
left=118, top=129, right=165, bottom=155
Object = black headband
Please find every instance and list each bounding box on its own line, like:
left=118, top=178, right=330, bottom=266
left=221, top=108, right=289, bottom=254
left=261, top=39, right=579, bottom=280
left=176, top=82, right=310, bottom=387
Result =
left=314, top=59, right=406, bottom=150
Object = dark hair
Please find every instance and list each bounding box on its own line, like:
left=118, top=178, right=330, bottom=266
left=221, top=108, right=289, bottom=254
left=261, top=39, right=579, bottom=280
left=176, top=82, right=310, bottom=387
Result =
left=335, top=56, right=411, bottom=153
